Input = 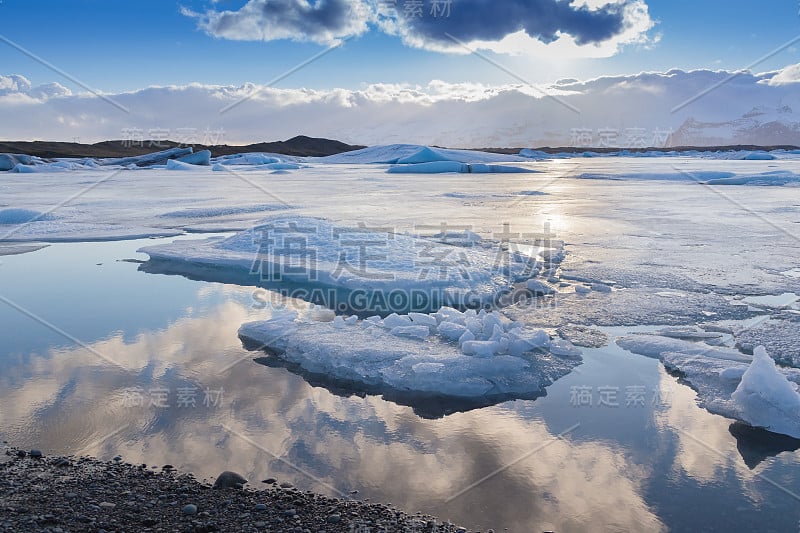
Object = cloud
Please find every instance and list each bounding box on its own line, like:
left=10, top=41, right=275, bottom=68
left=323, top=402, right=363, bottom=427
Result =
left=764, top=62, right=800, bottom=86
left=0, top=74, right=71, bottom=104
left=183, top=0, right=655, bottom=57
left=182, top=0, right=374, bottom=45
left=1, top=66, right=799, bottom=147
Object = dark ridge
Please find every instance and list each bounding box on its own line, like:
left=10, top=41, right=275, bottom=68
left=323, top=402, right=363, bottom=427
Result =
left=0, top=135, right=366, bottom=159
left=476, top=144, right=800, bottom=155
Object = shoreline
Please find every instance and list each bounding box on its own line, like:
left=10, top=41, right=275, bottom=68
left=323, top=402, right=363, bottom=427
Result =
left=0, top=445, right=471, bottom=533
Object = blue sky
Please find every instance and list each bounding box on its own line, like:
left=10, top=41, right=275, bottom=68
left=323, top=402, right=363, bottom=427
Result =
left=1, top=0, right=799, bottom=93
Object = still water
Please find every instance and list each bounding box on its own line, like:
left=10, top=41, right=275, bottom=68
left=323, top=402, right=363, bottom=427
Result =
left=1, top=238, right=799, bottom=532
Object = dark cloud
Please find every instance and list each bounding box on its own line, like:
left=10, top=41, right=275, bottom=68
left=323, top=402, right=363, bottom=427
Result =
left=188, top=0, right=372, bottom=44
left=186, top=0, right=649, bottom=53
left=398, top=0, right=629, bottom=47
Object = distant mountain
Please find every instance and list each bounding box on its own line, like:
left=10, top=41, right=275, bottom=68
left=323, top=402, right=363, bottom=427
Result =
left=0, top=135, right=365, bottom=159
left=670, top=106, right=800, bottom=147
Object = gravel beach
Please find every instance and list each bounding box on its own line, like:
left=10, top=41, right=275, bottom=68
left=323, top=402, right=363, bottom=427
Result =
left=0, top=445, right=471, bottom=533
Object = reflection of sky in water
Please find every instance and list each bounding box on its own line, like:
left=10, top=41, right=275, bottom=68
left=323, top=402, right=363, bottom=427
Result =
left=1, top=240, right=799, bottom=532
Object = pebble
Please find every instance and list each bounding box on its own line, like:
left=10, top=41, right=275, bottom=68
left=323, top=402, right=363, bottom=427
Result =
left=279, top=481, right=293, bottom=489
left=213, top=471, right=247, bottom=489
left=29, top=450, right=42, bottom=458
left=254, top=503, right=267, bottom=511
left=182, top=504, right=198, bottom=515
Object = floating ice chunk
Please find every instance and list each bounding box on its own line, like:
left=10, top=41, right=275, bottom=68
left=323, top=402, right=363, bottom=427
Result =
left=217, top=153, right=282, bottom=166
left=527, top=279, right=554, bottom=296
left=619, top=335, right=800, bottom=438
left=654, top=326, right=723, bottom=340
left=140, top=215, right=538, bottom=313
left=12, top=163, right=69, bottom=173
left=462, top=340, right=499, bottom=358
left=731, top=346, right=800, bottom=438
left=465, top=316, right=483, bottom=336
left=458, top=329, right=476, bottom=347
left=409, top=312, right=437, bottom=329
left=549, top=339, right=582, bottom=359
left=574, top=285, right=591, bottom=294
left=344, top=315, right=358, bottom=325
left=396, top=146, right=451, bottom=164
left=176, top=150, right=211, bottom=166
left=518, top=149, right=550, bottom=159
left=0, top=153, right=36, bottom=171
left=239, top=308, right=580, bottom=402
left=741, top=151, right=776, bottom=160
left=434, top=306, right=465, bottom=324
left=468, top=163, right=533, bottom=173
left=391, top=325, right=431, bottom=340
left=100, top=147, right=193, bottom=167
left=617, top=334, right=752, bottom=363
left=252, top=162, right=302, bottom=170
left=166, top=159, right=203, bottom=170
left=507, top=329, right=550, bottom=356
left=438, top=321, right=467, bottom=341
left=590, top=283, right=613, bottom=293
left=387, top=161, right=465, bottom=174
left=384, top=313, right=413, bottom=329
left=720, top=367, right=746, bottom=380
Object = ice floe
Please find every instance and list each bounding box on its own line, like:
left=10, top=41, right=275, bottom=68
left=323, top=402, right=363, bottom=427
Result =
left=238, top=306, right=581, bottom=405
left=139, top=215, right=550, bottom=313
left=617, top=334, right=800, bottom=438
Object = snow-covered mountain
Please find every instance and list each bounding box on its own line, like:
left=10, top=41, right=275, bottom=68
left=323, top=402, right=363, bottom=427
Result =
left=2, top=64, right=800, bottom=147
left=670, top=106, right=800, bottom=147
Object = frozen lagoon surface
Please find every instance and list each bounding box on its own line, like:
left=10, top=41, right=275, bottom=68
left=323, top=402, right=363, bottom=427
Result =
left=2, top=149, right=800, bottom=531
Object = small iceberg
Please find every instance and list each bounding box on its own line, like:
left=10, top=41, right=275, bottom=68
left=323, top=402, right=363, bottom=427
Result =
left=239, top=307, right=581, bottom=413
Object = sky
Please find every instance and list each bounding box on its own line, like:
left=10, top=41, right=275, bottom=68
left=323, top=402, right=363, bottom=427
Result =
left=1, top=0, right=800, bottom=145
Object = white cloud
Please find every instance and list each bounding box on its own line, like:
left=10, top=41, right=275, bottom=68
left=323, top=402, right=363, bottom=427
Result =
left=1, top=66, right=798, bottom=147
left=764, top=62, right=800, bottom=86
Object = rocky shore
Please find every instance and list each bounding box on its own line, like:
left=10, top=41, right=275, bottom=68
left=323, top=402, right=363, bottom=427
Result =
left=0, top=446, right=472, bottom=533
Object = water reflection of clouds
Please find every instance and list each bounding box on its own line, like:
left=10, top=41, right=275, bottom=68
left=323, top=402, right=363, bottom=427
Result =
left=0, top=290, right=668, bottom=531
